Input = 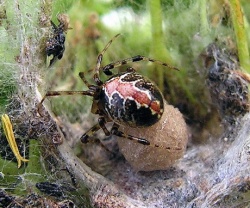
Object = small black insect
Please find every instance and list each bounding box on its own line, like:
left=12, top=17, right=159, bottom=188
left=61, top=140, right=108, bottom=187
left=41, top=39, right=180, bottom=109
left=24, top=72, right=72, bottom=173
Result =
left=46, top=14, right=70, bottom=67
left=39, top=34, right=178, bottom=149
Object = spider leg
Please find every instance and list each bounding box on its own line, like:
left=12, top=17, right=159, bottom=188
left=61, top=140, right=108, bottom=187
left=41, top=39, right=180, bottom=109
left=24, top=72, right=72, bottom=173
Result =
left=102, top=55, right=179, bottom=75
left=80, top=120, right=117, bottom=156
left=37, top=90, right=94, bottom=116
left=93, top=34, right=121, bottom=85
left=79, top=72, right=101, bottom=99
left=79, top=72, right=92, bottom=88
left=80, top=123, right=101, bottom=143
left=80, top=117, right=110, bottom=143
left=111, top=123, right=182, bottom=150
left=110, top=123, right=150, bottom=145
left=98, top=117, right=110, bottom=136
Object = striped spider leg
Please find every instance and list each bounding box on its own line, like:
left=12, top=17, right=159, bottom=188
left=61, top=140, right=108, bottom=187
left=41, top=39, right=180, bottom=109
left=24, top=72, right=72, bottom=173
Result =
left=92, top=34, right=178, bottom=85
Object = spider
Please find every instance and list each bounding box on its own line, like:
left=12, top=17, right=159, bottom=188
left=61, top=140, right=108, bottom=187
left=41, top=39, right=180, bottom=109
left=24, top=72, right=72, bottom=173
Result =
left=46, top=14, right=70, bottom=67
left=39, top=34, right=178, bottom=148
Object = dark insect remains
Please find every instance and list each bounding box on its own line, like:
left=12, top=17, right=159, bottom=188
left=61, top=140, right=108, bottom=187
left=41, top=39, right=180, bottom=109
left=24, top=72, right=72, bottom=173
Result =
left=46, top=14, right=70, bottom=67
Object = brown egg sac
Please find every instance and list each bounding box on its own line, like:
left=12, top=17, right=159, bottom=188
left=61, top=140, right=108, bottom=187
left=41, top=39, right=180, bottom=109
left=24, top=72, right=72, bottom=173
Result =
left=117, top=101, right=189, bottom=171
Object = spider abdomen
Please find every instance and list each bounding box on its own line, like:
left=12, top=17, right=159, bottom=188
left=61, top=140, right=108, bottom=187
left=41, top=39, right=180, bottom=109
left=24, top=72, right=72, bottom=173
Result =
left=100, top=71, right=164, bottom=128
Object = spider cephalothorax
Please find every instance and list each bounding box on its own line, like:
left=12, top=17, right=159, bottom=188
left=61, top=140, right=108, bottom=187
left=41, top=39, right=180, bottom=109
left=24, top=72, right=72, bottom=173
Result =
left=39, top=34, right=178, bottom=147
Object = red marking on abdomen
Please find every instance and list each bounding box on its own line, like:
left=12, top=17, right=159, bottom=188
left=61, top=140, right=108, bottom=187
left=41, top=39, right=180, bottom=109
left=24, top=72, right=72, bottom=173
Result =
left=105, top=77, right=120, bottom=96
left=149, top=100, right=161, bottom=113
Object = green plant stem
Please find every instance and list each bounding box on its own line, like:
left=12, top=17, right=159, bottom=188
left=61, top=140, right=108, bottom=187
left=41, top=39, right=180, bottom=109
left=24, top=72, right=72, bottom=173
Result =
left=229, top=0, right=250, bottom=71
left=149, top=0, right=172, bottom=91
left=199, top=0, right=209, bottom=36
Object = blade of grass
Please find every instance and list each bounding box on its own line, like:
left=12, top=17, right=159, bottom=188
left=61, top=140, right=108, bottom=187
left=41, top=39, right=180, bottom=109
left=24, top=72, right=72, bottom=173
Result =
left=148, top=0, right=173, bottom=91
left=229, top=0, right=250, bottom=72
left=199, top=0, right=210, bottom=36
